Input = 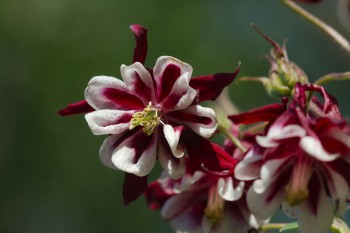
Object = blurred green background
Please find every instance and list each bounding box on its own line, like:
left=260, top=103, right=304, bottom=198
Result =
left=1, top=0, right=349, bottom=232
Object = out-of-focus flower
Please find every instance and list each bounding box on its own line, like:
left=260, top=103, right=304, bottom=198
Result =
left=58, top=24, right=240, bottom=204
left=145, top=171, right=261, bottom=233
left=232, top=83, right=350, bottom=233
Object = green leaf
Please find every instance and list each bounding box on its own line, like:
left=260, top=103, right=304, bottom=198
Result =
left=280, top=222, right=299, bottom=233
left=330, top=217, right=350, bottom=233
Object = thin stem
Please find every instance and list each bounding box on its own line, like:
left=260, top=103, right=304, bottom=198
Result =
left=260, top=223, right=287, bottom=233
left=217, top=123, right=247, bottom=153
left=282, top=0, right=350, bottom=54
left=314, top=72, right=350, bottom=86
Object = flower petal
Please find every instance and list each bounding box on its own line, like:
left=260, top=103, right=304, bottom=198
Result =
left=85, top=75, right=145, bottom=110
left=300, top=136, right=339, bottom=161
left=85, top=109, right=134, bottom=135
left=190, top=64, right=240, bottom=103
left=163, top=125, right=184, bottom=158
left=160, top=72, right=197, bottom=111
left=217, top=177, right=244, bottom=201
left=99, top=129, right=157, bottom=176
left=122, top=173, right=148, bottom=205
left=130, top=24, right=148, bottom=64
left=120, top=62, right=154, bottom=103
left=168, top=105, right=217, bottom=138
left=153, top=56, right=193, bottom=103
left=234, top=147, right=263, bottom=181
left=58, top=100, right=94, bottom=116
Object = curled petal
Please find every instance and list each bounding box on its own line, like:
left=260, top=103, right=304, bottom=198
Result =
left=120, top=62, right=155, bottom=103
left=168, top=105, right=217, bottom=138
left=85, top=75, right=145, bottom=111
left=190, top=64, right=240, bottom=103
left=217, top=177, right=244, bottom=201
left=153, top=56, right=193, bottom=102
left=161, top=72, right=197, bottom=111
left=235, top=147, right=263, bottom=181
left=130, top=24, right=148, bottom=64
left=163, top=125, right=184, bottom=158
left=257, top=124, right=306, bottom=148
left=85, top=109, right=133, bottom=135
left=58, top=100, right=94, bottom=116
left=300, top=136, right=339, bottom=161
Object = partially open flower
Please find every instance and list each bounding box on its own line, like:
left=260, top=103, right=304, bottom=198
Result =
left=232, top=83, right=350, bottom=233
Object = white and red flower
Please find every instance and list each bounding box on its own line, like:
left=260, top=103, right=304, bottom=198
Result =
left=58, top=24, right=239, bottom=204
left=231, top=83, right=350, bottom=233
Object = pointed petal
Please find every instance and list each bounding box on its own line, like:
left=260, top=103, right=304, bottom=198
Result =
left=130, top=24, right=148, bottom=64
left=58, top=100, right=94, bottom=116
left=85, top=75, right=145, bottom=111
left=85, top=109, right=133, bottom=135
left=123, top=173, right=148, bottom=205
left=182, top=130, right=237, bottom=172
left=217, top=177, right=244, bottom=201
left=190, top=64, right=240, bottom=103
left=168, top=105, right=217, bottom=138
left=228, top=103, right=285, bottom=125
left=120, top=62, right=154, bottom=103
left=300, top=136, right=339, bottom=161
left=153, top=56, right=193, bottom=102
left=160, top=72, right=197, bottom=111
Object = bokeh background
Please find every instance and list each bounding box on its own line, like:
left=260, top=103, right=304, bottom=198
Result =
left=1, top=0, right=349, bottom=232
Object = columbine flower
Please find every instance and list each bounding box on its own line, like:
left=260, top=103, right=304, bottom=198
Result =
left=58, top=24, right=240, bottom=204
left=145, top=171, right=261, bottom=233
left=232, top=83, right=350, bottom=233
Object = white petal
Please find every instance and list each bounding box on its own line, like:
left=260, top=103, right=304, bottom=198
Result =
left=85, top=109, right=133, bottom=135
left=257, top=124, right=306, bottom=148
left=120, top=62, right=155, bottom=103
left=217, top=177, right=244, bottom=201
left=300, top=136, right=340, bottom=161
left=174, top=171, right=205, bottom=193
left=158, top=137, right=186, bottom=179
left=170, top=105, right=217, bottom=138
left=234, top=148, right=262, bottom=181
left=110, top=131, right=157, bottom=176
left=163, top=124, right=184, bottom=158
left=161, top=72, right=197, bottom=111
left=99, top=134, right=124, bottom=170
left=296, top=188, right=334, bottom=233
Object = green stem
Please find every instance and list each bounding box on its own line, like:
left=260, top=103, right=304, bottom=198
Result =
left=282, top=0, right=350, bottom=54
left=260, top=223, right=287, bottom=233
left=217, top=123, right=247, bottom=153
left=314, top=72, right=350, bottom=86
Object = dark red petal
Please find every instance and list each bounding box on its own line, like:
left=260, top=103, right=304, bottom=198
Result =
left=181, top=130, right=237, bottom=173
left=123, top=173, right=148, bottom=205
left=190, top=64, right=240, bottom=104
left=144, top=180, right=172, bottom=210
left=228, top=103, right=286, bottom=125
left=57, top=100, right=94, bottom=116
left=103, top=88, right=145, bottom=110
left=130, top=24, right=148, bottom=64
left=158, top=64, right=182, bottom=102
left=304, top=84, right=342, bottom=119
left=290, top=82, right=307, bottom=111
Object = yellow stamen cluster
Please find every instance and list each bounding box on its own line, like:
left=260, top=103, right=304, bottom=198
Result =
left=129, top=102, right=160, bottom=135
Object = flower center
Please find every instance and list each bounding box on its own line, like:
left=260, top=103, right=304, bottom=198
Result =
left=204, top=185, right=224, bottom=225
left=285, top=156, right=313, bottom=206
left=129, top=102, right=161, bottom=135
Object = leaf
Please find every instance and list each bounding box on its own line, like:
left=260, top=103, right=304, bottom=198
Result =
left=280, top=222, right=299, bottom=233
left=330, top=217, right=350, bottom=233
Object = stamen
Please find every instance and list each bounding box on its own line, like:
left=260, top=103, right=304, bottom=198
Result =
left=205, top=185, right=224, bottom=225
left=129, top=102, right=161, bottom=135
left=285, top=156, right=313, bottom=206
